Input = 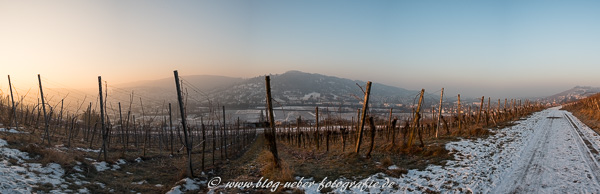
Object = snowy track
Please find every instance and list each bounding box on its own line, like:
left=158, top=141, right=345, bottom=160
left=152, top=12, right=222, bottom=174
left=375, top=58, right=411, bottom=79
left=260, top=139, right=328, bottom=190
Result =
left=493, top=108, right=600, bottom=193
left=309, top=107, right=600, bottom=193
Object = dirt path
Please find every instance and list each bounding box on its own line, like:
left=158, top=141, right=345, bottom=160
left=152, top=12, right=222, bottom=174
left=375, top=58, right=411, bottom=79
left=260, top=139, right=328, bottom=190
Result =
left=493, top=107, right=600, bottom=193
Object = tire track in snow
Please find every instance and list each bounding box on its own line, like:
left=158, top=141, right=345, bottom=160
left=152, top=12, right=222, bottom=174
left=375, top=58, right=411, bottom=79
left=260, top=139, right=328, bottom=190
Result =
left=493, top=108, right=600, bottom=193
left=513, top=116, right=553, bottom=193
left=564, top=113, right=600, bottom=183
left=495, top=110, right=554, bottom=193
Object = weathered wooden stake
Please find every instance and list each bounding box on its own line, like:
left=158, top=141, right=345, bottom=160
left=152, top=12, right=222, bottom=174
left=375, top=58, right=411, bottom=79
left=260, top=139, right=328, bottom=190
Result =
left=201, top=118, right=206, bottom=172
left=8, top=75, right=18, bottom=131
left=436, top=88, right=444, bottom=138
left=387, top=108, right=393, bottom=141
left=222, top=106, right=227, bottom=159
left=38, top=74, right=50, bottom=145
left=355, top=81, right=372, bottom=154
left=264, top=76, right=281, bottom=168
left=315, top=107, right=319, bottom=150
left=212, top=125, right=216, bottom=166
left=390, top=118, right=398, bottom=146
left=408, top=89, right=425, bottom=147
left=97, top=76, right=108, bottom=161
left=119, top=102, right=124, bottom=152
left=486, top=97, right=491, bottom=126
left=169, top=103, right=174, bottom=155
left=174, top=70, right=194, bottom=178
left=366, top=117, right=376, bottom=158
left=477, top=96, right=484, bottom=124
left=457, top=94, right=462, bottom=133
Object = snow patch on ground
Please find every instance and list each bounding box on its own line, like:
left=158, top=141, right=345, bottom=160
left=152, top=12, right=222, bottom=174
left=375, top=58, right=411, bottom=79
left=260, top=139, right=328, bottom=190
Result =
left=96, top=182, right=106, bottom=188
left=75, top=147, right=100, bottom=153
left=0, top=137, right=68, bottom=193
left=78, top=187, right=90, bottom=193
left=167, top=178, right=204, bottom=194
left=116, top=159, right=127, bottom=165
left=133, top=180, right=147, bottom=185
left=93, top=159, right=127, bottom=172
left=0, top=128, right=130, bottom=192
left=0, top=128, right=27, bottom=133
left=387, top=165, right=399, bottom=170
left=93, top=161, right=110, bottom=172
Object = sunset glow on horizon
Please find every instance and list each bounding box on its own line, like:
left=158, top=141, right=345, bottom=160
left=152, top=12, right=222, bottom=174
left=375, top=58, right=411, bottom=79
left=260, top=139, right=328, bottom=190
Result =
left=1, top=0, right=600, bottom=98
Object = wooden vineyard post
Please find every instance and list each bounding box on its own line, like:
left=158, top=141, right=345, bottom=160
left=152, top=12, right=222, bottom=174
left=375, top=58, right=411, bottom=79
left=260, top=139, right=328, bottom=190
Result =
left=498, top=99, right=502, bottom=122
left=169, top=103, right=174, bottom=156
left=436, top=88, right=444, bottom=138
left=486, top=97, right=491, bottom=126
left=387, top=108, right=393, bottom=141
left=174, top=70, right=194, bottom=178
left=390, top=118, right=398, bottom=147
left=98, top=76, right=108, bottom=161
left=201, top=118, right=206, bottom=172
left=457, top=94, right=462, bottom=133
left=132, top=115, right=137, bottom=149
left=477, top=96, right=484, bottom=124
left=8, top=75, right=18, bottom=131
left=324, top=107, right=330, bottom=152
left=119, top=102, right=125, bottom=153
left=297, top=116, right=302, bottom=148
left=140, top=98, right=147, bottom=157
left=315, top=107, right=319, bottom=150
left=355, top=81, right=372, bottom=154
left=366, top=117, right=376, bottom=158
left=467, top=106, right=471, bottom=128
left=264, top=76, right=281, bottom=168
left=408, top=89, right=425, bottom=147
left=341, top=127, right=347, bottom=151
left=126, top=93, right=133, bottom=149
left=67, top=116, right=75, bottom=148
left=222, top=106, right=227, bottom=159
left=326, top=128, right=330, bottom=152
left=58, top=99, right=63, bottom=133
left=212, top=126, right=216, bottom=166
left=236, top=117, right=240, bottom=153
left=517, top=99, right=523, bottom=117
left=38, top=74, right=50, bottom=145
left=356, top=109, right=360, bottom=140
left=512, top=99, right=515, bottom=117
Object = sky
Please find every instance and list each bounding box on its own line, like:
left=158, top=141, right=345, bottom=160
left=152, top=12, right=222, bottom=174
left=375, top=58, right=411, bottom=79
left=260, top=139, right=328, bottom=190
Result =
left=1, top=0, right=599, bottom=99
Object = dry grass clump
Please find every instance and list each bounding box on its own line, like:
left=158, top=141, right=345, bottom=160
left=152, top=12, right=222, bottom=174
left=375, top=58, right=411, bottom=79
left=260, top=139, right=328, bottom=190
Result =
left=469, top=127, right=491, bottom=137
left=381, top=156, right=393, bottom=167
left=22, top=144, right=75, bottom=166
left=422, top=145, right=448, bottom=157
left=2, top=132, right=36, bottom=146
left=258, top=149, right=294, bottom=183
left=397, top=144, right=424, bottom=155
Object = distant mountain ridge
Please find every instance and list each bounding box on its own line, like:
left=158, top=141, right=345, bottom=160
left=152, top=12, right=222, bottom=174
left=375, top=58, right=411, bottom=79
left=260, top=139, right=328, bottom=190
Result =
left=211, top=70, right=419, bottom=107
left=546, top=86, right=600, bottom=104
left=116, top=70, right=421, bottom=108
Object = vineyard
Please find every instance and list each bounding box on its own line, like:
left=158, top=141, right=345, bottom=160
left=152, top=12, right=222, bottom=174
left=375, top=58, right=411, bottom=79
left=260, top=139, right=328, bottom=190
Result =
left=563, top=93, right=600, bottom=131
left=0, top=72, right=547, bottom=193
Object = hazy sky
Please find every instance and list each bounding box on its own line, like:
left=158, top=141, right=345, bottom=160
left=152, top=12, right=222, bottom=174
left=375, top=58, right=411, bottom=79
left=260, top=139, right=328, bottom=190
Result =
left=1, top=0, right=599, bottom=99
